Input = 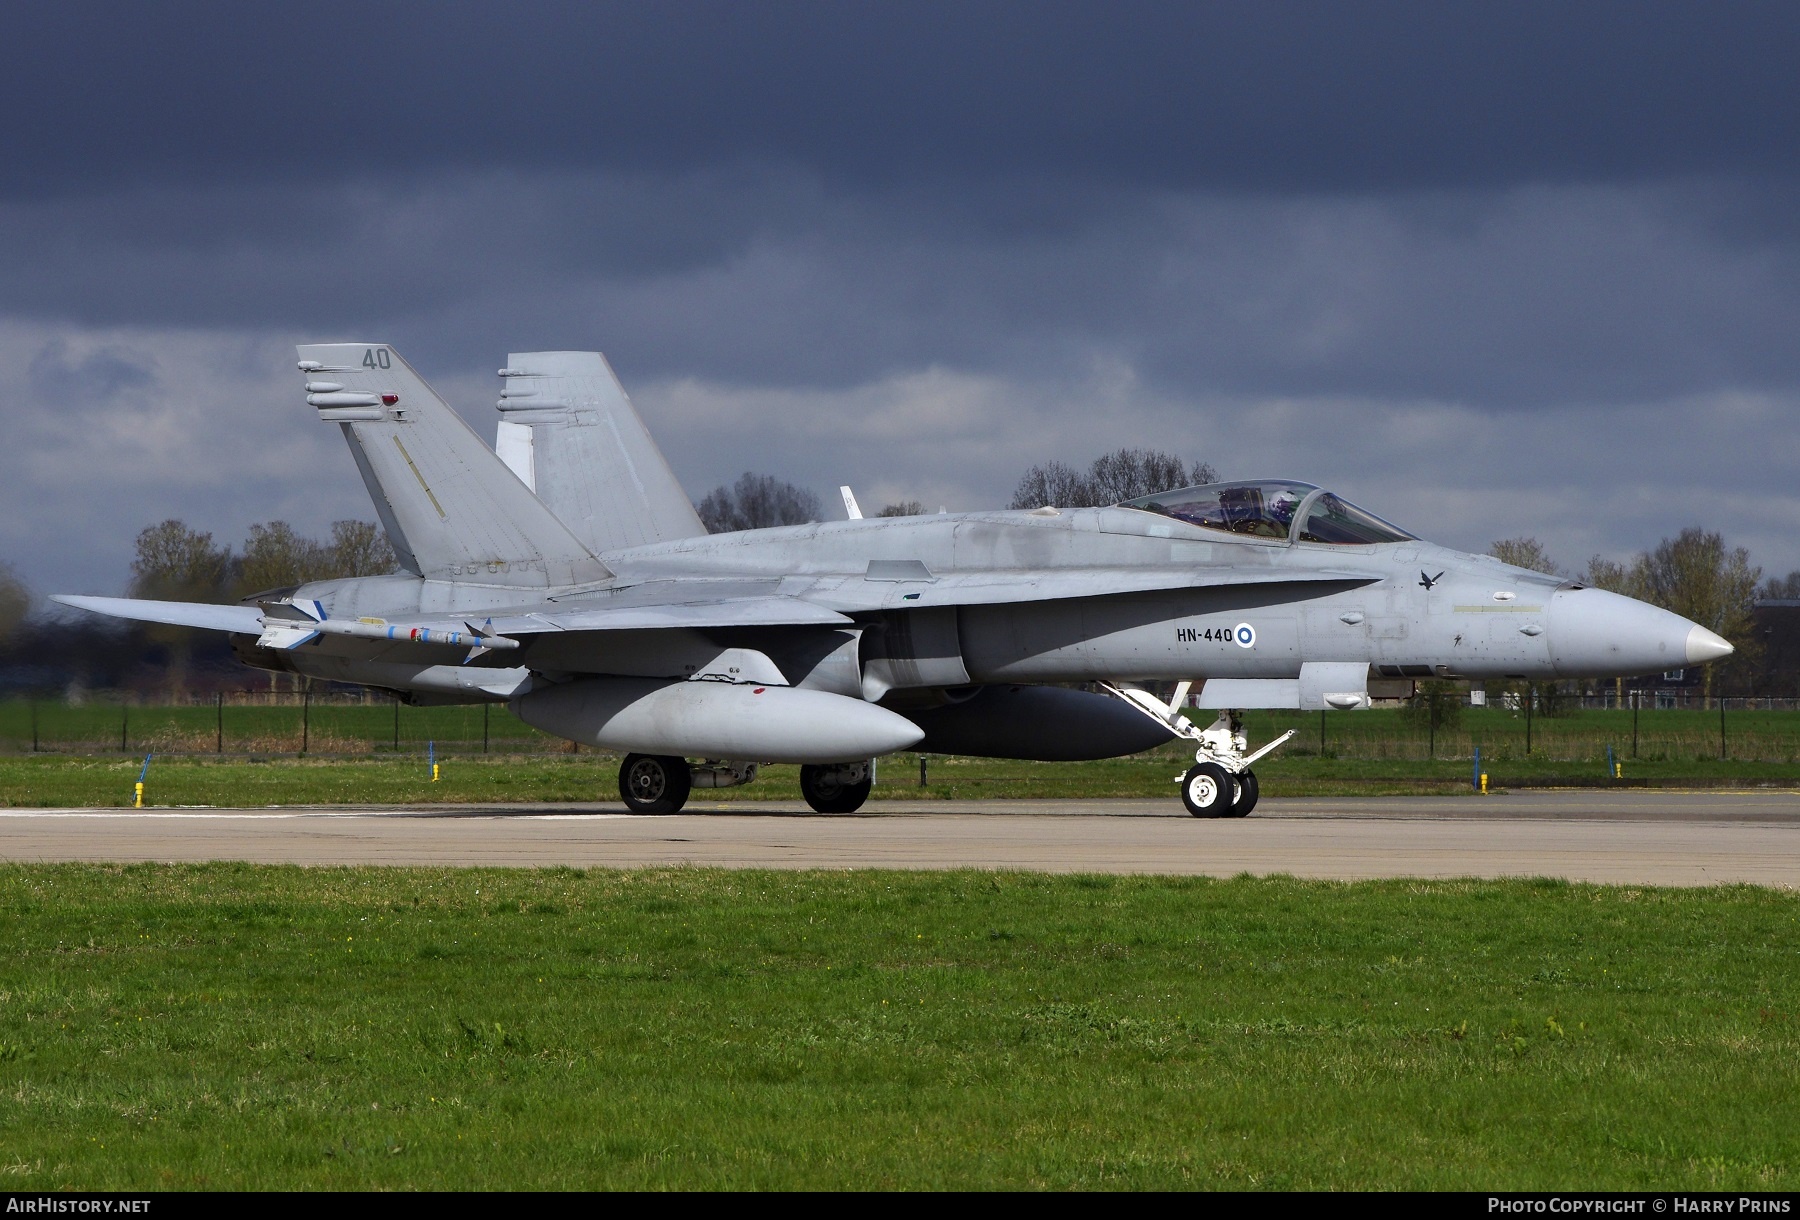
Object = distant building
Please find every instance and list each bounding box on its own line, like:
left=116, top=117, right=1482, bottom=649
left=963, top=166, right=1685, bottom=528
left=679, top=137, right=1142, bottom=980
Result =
left=1752, top=599, right=1800, bottom=697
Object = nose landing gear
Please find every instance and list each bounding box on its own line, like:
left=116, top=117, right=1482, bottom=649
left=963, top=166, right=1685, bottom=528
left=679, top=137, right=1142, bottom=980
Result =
left=1101, top=683, right=1294, bottom=819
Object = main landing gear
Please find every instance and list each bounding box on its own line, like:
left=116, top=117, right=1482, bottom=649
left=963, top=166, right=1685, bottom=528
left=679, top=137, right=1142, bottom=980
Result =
left=618, top=753, right=874, bottom=815
left=798, top=762, right=874, bottom=814
left=618, top=753, right=691, bottom=814
left=1101, top=683, right=1295, bottom=819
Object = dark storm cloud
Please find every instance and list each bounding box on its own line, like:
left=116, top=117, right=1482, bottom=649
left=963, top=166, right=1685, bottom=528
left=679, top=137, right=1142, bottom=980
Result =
left=4, top=171, right=1797, bottom=409
left=7, top=1, right=1800, bottom=596
left=4, top=1, right=1798, bottom=198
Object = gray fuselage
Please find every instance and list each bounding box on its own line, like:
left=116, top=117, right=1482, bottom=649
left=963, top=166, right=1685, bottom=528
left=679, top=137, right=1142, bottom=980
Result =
left=272, top=503, right=1709, bottom=700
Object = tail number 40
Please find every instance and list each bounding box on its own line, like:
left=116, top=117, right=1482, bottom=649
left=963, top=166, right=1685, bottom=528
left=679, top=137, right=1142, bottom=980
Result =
left=362, top=348, right=392, bottom=370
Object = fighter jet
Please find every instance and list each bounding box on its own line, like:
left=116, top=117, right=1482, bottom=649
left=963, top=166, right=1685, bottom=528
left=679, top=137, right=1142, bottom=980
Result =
left=56, top=344, right=1734, bottom=818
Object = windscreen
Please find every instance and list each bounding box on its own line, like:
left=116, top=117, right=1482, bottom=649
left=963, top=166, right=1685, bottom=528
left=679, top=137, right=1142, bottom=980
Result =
left=1296, top=492, right=1415, bottom=544
left=1120, top=481, right=1315, bottom=539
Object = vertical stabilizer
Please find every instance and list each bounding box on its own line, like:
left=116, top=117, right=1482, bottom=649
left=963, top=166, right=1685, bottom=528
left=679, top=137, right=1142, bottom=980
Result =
left=297, top=343, right=610, bottom=587
left=495, top=352, right=706, bottom=553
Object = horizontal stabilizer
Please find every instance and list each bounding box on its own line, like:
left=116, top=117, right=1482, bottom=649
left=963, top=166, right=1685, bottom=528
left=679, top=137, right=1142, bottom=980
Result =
left=52, top=595, right=263, bottom=633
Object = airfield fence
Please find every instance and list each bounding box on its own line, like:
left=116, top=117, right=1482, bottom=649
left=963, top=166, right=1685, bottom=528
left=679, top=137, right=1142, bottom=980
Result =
left=0, top=692, right=563, bottom=757
left=0, top=691, right=1798, bottom=764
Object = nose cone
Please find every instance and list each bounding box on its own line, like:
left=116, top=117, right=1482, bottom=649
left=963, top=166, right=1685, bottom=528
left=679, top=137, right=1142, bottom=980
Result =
left=1548, top=588, right=1729, bottom=678
left=1686, top=625, right=1734, bottom=664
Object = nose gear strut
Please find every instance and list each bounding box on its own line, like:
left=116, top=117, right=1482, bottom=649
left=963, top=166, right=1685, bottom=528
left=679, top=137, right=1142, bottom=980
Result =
left=1099, top=681, right=1296, bottom=818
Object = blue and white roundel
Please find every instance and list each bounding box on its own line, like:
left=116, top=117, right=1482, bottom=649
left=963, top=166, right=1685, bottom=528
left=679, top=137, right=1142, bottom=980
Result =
left=1233, top=623, right=1256, bottom=648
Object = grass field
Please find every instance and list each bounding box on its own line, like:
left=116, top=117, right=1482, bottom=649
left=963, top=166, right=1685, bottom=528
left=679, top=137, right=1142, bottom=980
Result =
left=0, top=865, right=1794, bottom=1189
left=3, top=696, right=1798, bottom=806
left=8, top=749, right=1800, bottom=808
left=4, top=699, right=1798, bottom=765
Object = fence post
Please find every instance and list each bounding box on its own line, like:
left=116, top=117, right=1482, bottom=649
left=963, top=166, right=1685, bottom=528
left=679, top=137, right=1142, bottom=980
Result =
left=919, top=754, right=929, bottom=787
left=121, top=703, right=128, bottom=753
left=1319, top=709, right=1326, bottom=755
left=216, top=691, right=224, bottom=754
left=1525, top=688, right=1533, bottom=755
left=29, top=701, right=37, bottom=753
left=1631, top=694, right=1639, bottom=759
left=302, top=689, right=310, bottom=755
left=1720, top=695, right=1727, bottom=761
left=483, top=703, right=490, bottom=754
left=393, top=698, right=400, bottom=752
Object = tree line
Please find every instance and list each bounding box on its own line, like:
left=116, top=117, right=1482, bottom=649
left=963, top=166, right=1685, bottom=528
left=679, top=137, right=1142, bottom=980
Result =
left=694, top=448, right=1218, bottom=531
left=126, top=519, right=396, bottom=604
left=1491, top=531, right=1771, bottom=697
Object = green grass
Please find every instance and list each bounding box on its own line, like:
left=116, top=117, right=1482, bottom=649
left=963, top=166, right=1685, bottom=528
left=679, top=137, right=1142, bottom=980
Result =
left=6, top=748, right=1800, bottom=809
left=3, top=697, right=1799, bottom=807
left=0, top=865, right=1795, bottom=1189
left=5, top=700, right=1798, bottom=764
left=1257, top=704, right=1800, bottom=764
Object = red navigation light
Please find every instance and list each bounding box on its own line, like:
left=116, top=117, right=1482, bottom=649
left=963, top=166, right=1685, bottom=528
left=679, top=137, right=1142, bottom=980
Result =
left=381, top=394, right=399, bottom=405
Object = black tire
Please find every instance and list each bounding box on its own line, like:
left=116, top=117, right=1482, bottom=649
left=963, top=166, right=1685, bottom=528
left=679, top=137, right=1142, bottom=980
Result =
left=799, top=763, right=873, bottom=814
left=618, top=753, right=691, bottom=814
left=1227, top=769, right=1259, bottom=818
left=1180, top=762, right=1235, bottom=818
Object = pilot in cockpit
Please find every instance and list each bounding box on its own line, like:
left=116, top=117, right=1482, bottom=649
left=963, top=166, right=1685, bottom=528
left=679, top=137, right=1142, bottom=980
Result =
left=1269, top=488, right=1304, bottom=531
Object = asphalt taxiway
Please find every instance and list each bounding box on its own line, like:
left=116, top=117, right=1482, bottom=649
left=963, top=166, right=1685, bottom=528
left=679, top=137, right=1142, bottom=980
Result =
left=0, top=790, right=1796, bottom=885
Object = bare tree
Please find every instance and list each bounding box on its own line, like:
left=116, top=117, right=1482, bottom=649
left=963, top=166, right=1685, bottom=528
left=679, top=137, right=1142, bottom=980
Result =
left=128, top=520, right=233, bottom=697
left=1583, top=554, right=1648, bottom=599
left=1010, top=449, right=1216, bottom=509
left=327, top=520, right=395, bottom=577
left=1760, top=571, right=1800, bottom=600
left=237, top=521, right=331, bottom=597
left=875, top=500, right=926, bottom=517
left=1009, top=460, right=1086, bottom=510
left=129, top=520, right=232, bottom=602
left=696, top=473, right=823, bottom=533
left=1637, top=528, right=1760, bottom=697
left=0, top=561, right=29, bottom=640
left=1490, top=537, right=1560, bottom=575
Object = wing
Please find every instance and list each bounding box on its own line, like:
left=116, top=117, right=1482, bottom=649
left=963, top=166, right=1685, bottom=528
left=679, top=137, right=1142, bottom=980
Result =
left=53, top=588, right=848, bottom=651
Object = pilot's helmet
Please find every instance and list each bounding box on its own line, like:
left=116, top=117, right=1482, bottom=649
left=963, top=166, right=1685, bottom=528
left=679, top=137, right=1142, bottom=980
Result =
left=1270, top=489, right=1302, bottom=523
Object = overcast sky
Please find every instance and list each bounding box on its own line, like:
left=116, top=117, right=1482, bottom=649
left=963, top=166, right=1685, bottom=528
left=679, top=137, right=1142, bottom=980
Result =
left=6, top=0, right=1800, bottom=598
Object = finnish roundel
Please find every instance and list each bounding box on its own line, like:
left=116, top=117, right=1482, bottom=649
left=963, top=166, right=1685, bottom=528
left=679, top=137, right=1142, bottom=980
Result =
left=1233, top=623, right=1256, bottom=648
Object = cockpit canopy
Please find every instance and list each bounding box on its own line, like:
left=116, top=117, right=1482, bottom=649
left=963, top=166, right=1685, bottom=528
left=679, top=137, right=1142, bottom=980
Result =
left=1118, top=480, right=1416, bottom=545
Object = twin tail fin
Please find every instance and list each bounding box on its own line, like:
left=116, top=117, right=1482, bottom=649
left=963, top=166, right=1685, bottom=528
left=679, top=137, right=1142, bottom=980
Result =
left=297, top=343, right=610, bottom=587
left=493, top=351, right=706, bottom=554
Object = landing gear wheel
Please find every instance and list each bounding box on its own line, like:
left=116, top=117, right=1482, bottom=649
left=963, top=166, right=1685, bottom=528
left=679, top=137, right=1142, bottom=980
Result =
left=1180, top=762, right=1235, bottom=818
left=799, top=763, right=873, bottom=814
left=619, top=753, right=691, bottom=814
left=1227, top=769, right=1259, bottom=818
